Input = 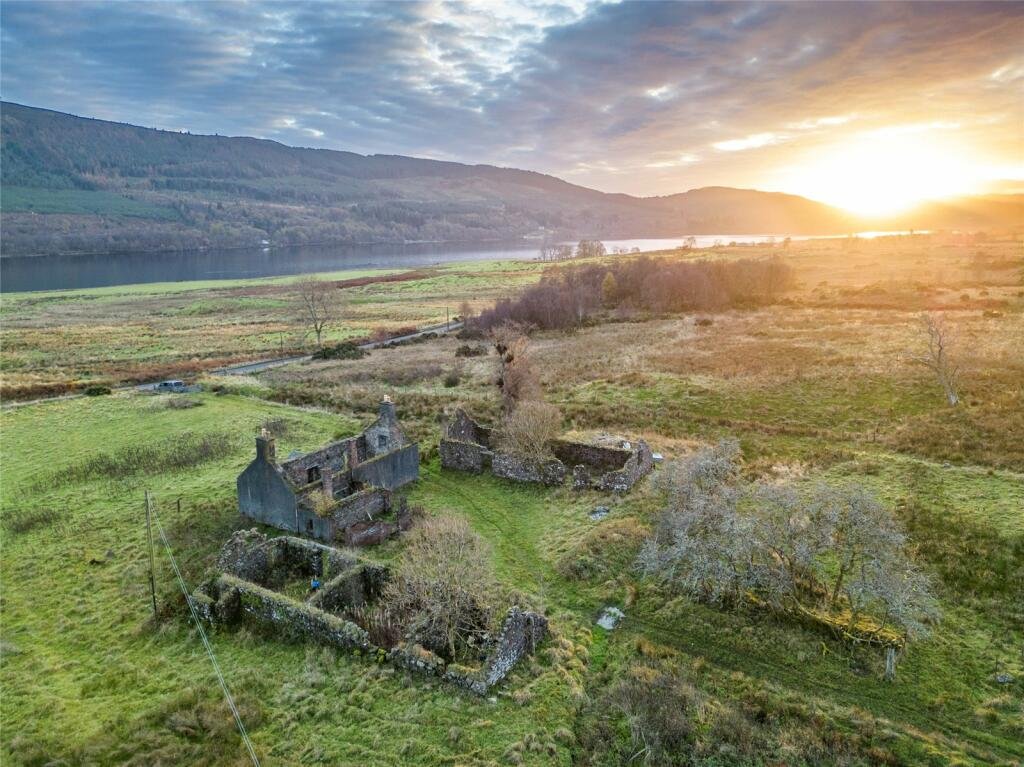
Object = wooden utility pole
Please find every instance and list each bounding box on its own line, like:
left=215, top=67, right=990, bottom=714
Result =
left=144, top=491, right=158, bottom=618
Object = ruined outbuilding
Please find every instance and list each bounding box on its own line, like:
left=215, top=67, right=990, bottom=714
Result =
left=440, top=409, right=654, bottom=493
left=192, top=529, right=547, bottom=695
left=237, top=397, right=419, bottom=542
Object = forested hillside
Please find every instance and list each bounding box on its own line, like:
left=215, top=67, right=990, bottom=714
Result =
left=2, top=103, right=1018, bottom=258
left=1, top=103, right=856, bottom=257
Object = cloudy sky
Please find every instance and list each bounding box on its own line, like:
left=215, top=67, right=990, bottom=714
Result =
left=2, top=1, right=1022, bottom=210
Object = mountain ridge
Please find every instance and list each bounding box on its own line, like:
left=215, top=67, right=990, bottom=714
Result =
left=1, top=102, right=1018, bottom=258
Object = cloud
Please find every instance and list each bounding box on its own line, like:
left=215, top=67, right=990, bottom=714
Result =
left=713, top=133, right=784, bottom=152
left=1, top=1, right=1021, bottom=196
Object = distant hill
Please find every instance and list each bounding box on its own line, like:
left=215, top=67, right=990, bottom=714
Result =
left=0, top=102, right=1017, bottom=257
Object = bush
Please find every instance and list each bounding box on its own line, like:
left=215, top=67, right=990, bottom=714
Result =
left=639, top=440, right=939, bottom=643
left=3, top=507, right=60, bottom=535
left=28, top=430, right=237, bottom=492
left=474, top=255, right=796, bottom=332
left=497, top=401, right=563, bottom=458
left=443, top=371, right=461, bottom=388
left=455, top=344, right=487, bottom=358
left=311, top=341, right=367, bottom=361
left=83, top=385, right=112, bottom=396
left=382, top=516, right=498, bottom=660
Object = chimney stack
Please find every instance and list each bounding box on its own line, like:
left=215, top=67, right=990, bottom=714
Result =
left=256, top=430, right=276, bottom=463
left=379, top=394, right=397, bottom=423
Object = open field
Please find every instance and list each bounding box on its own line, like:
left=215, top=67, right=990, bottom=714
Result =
left=1, top=234, right=1020, bottom=401
left=2, top=234, right=1023, bottom=765
left=0, top=260, right=545, bottom=399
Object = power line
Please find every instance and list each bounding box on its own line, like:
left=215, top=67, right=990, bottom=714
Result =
left=149, top=496, right=262, bottom=767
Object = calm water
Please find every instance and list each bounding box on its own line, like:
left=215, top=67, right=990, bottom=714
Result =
left=0, top=232, right=918, bottom=293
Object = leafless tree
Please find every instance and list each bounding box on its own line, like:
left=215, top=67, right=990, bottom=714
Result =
left=639, top=440, right=939, bottom=642
left=498, top=400, right=562, bottom=458
left=382, top=515, right=498, bottom=659
left=908, top=313, right=961, bottom=406
left=492, top=322, right=540, bottom=410
left=639, top=440, right=755, bottom=606
left=295, top=276, right=338, bottom=348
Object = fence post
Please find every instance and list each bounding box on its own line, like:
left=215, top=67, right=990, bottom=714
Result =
left=884, top=646, right=897, bottom=681
left=145, top=491, right=158, bottom=618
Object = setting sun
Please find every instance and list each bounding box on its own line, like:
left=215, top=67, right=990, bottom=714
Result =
left=782, top=128, right=988, bottom=217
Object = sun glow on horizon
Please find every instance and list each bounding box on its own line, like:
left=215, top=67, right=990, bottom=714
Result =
left=780, top=128, right=996, bottom=217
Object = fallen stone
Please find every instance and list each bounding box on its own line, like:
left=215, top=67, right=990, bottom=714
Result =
left=995, top=672, right=1013, bottom=684
left=589, top=506, right=610, bottom=521
left=652, top=452, right=664, bottom=464
left=597, top=606, right=625, bottom=630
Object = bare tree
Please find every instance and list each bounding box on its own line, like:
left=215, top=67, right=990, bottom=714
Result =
left=295, top=276, right=338, bottom=348
left=492, top=322, right=540, bottom=410
left=639, top=440, right=939, bottom=643
left=909, top=313, right=961, bottom=406
left=382, top=516, right=498, bottom=659
left=498, top=400, right=562, bottom=458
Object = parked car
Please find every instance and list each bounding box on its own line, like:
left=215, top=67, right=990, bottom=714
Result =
left=156, top=380, right=188, bottom=393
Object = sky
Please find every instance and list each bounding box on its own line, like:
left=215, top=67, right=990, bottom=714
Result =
left=2, top=0, right=1022, bottom=213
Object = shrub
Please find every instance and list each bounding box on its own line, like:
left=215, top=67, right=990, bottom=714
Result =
left=639, top=439, right=939, bottom=644
left=311, top=341, right=367, bottom=361
left=497, top=401, right=562, bottom=459
left=382, top=516, right=498, bottom=660
left=474, top=255, right=796, bottom=332
left=492, top=324, right=540, bottom=409
left=443, top=371, right=461, bottom=388
left=608, top=665, right=702, bottom=764
left=83, top=385, right=112, bottom=396
left=3, top=507, right=60, bottom=535
left=28, top=430, right=237, bottom=492
left=455, top=344, right=487, bottom=358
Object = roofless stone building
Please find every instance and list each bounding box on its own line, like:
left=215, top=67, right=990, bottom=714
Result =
left=237, top=397, right=418, bottom=542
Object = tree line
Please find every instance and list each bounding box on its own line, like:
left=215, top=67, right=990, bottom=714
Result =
left=471, top=254, right=796, bottom=332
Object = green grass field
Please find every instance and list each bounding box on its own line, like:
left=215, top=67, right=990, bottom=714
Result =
left=3, top=384, right=1021, bottom=765
left=2, top=236, right=1022, bottom=765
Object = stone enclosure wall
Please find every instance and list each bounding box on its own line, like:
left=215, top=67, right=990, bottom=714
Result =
left=441, top=409, right=654, bottom=493
left=194, top=531, right=546, bottom=695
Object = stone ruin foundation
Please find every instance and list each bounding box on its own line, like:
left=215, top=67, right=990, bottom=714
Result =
left=191, top=529, right=547, bottom=695
left=440, top=409, right=654, bottom=493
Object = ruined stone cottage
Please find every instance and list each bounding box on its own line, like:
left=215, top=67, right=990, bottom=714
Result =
left=192, top=528, right=548, bottom=695
left=440, top=408, right=654, bottom=493
left=237, top=397, right=418, bottom=542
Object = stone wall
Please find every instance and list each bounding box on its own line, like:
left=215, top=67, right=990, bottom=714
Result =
left=550, top=440, right=630, bottom=472
left=439, top=439, right=491, bottom=473
left=197, top=533, right=546, bottom=695
left=330, top=487, right=390, bottom=530
left=440, top=410, right=653, bottom=494
left=211, top=574, right=373, bottom=651
left=492, top=453, right=567, bottom=486
left=445, top=409, right=493, bottom=447
left=308, top=562, right=389, bottom=613
left=482, top=607, right=549, bottom=688
left=352, top=443, right=420, bottom=491
left=593, top=439, right=654, bottom=493
left=362, top=399, right=409, bottom=458
left=280, top=439, right=352, bottom=487
left=216, top=530, right=356, bottom=586
left=237, top=451, right=298, bottom=533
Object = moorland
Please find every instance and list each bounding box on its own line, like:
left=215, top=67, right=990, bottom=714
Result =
left=1, top=233, right=1022, bottom=766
